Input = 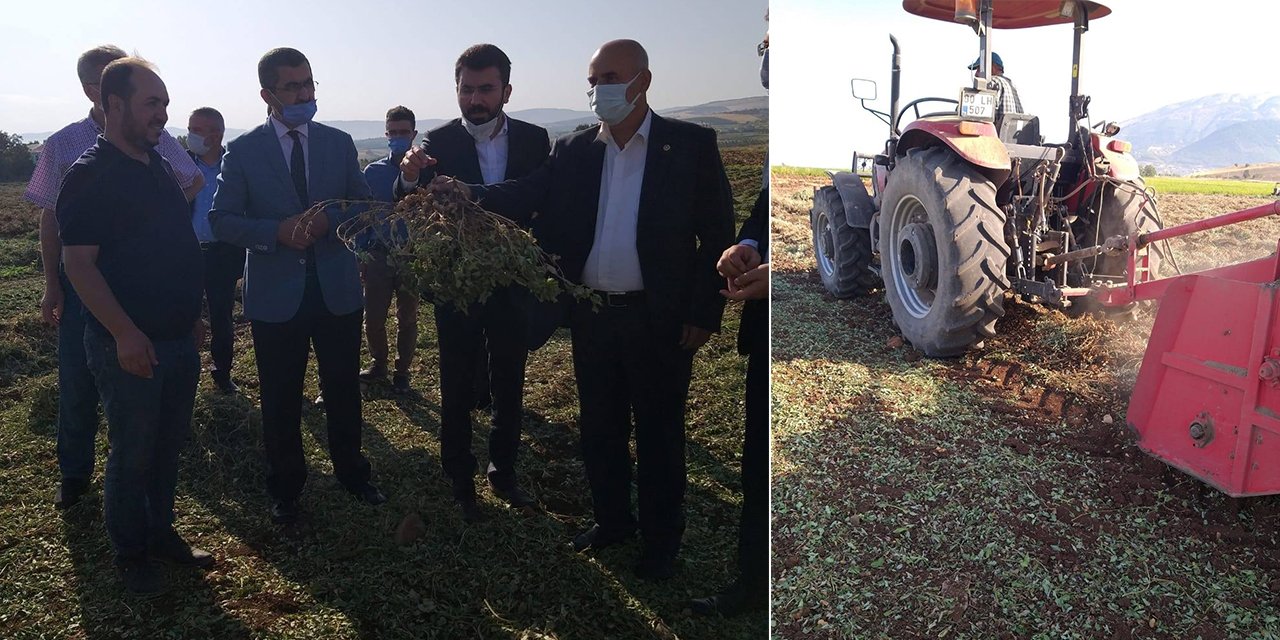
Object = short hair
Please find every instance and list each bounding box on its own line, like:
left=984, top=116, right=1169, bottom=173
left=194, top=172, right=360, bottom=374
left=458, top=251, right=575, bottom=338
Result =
left=455, top=44, right=512, bottom=86
left=385, top=105, right=415, bottom=128
left=257, top=47, right=309, bottom=90
left=77, top=45, right=127, bottom=84
left=190, top=107, right=225, bottom=131
left=100, top=57, right=157, bottom=114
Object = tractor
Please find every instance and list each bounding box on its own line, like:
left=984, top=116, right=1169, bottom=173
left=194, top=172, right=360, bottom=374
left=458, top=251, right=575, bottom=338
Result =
left=811, top=0, right=1159, bottom=357
left=812, top=0, right=1280, bottom=498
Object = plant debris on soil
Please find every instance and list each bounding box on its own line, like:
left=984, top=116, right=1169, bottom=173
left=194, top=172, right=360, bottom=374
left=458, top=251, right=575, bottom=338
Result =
left=770, top=170, right=1280, bottom=639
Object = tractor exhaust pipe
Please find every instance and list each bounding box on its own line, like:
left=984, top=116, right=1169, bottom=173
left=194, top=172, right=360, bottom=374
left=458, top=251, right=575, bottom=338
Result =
left=889, top=34, right=901, bottom=139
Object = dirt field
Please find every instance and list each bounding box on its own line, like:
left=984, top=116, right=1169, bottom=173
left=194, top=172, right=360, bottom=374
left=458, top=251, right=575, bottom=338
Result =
left=770, top=172, right=1280, bottom=639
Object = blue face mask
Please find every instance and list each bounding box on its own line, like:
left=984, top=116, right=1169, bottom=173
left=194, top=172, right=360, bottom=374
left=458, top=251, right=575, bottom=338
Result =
left=388, top=136, right=411, bottom=155
left=271, top=93, right=318, bottom=127
left=587, top=73, right=641, bottom=126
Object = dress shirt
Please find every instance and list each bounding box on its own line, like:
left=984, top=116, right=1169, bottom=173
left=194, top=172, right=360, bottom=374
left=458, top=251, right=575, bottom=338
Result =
left=475, top=116, right=509, bottom=185
left=25, top=110, right=200, bottom=210
left=190, top=151, right=221, bottom=243
left=269, top=116, right=309, bottom=185
left=582, top=109, right=652, bottom=292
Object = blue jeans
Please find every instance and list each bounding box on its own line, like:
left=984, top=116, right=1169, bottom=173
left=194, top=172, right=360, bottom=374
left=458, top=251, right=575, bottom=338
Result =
left=84, top=328, right=199, bottom=559
left=56, top=271, right=101, bottom=482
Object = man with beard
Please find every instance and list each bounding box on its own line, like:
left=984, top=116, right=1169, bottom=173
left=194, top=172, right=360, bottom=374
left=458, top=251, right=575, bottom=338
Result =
left=422, top=39, right=735, bottom=578
left=397, top=43, right=551, bottom=521
left=358, top=105, right=420, bottom=395
left=58, top=58, right=212, bottom=594
left=210, top=47, right=385, bottom=526
left=25, top=44, right=203, bottom=509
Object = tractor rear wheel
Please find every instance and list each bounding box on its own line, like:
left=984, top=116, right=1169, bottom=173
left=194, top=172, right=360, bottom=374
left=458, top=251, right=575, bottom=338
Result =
left=879, top=146, right=1011, bottom=357
left=811, top=186, right=880, bottom=297
left=1071, top=178, right=1164, bottom=317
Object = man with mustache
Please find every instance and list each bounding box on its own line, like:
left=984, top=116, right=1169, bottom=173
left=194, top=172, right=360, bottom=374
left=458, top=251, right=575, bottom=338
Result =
left=58, top=58, right=212, bottom=594
left=210, top=47, right=385, bottom=526
left=397, top=43, right=551, bottom=521
left=25, top=44, right=203, bottom=510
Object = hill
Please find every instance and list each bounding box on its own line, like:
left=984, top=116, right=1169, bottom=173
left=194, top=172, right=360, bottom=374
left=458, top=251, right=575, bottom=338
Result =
left=1121, top=93, right=1280, bottom=174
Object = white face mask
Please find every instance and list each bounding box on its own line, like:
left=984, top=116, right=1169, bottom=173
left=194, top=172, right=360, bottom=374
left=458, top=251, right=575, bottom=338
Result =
left=187, top=131, right=210, bottom=155
left=587, top=73, right=641, bottom=126
left=462, top=112, right=503, bottom=142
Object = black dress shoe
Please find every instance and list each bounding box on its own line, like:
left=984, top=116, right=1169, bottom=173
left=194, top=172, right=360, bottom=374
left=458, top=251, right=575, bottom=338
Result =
left=212, top=374, right=239, bottom=394
left=487, top=476, right=536, bottom=509
left=392, top=374, right=410, bottom=395
left=689, top=580, right=767, bottom=616
left=55, top=478, right=90, bottom=509
left=571, top=524, right=635, bottom=553
left=634, top=549, right=678, bottom=581
left=456, top=496, right=486, bottom=523
left=349, top=483, right=387, bottom=506
left=150, top=528, right=215, bottom=569
left=116, top=556, right=165, bottom=595
left=271, top=500, right=301, bottom=525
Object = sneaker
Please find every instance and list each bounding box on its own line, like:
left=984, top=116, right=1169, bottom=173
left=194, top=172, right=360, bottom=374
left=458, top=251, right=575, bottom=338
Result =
left=392, top=374, right=411, bottom=395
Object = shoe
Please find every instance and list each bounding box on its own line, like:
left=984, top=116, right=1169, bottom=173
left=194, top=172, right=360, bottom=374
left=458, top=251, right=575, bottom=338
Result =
left=349, top=483, right=387, bottom=506
left=571, top=524, right=634, bottom=553
left=452, top=478, right=485, bottom=523
left=55, top=478, right=89, bottom=509
left=212, top=373, right=239, bottom=394
left=358, top=366, right=388, bottom=384
left=116, top=556, right=165, bottom=595
left=634, top=548, right=678, bottom=581
left=150, top=529, right=215, bottom=568
left=392, top=374, right=410, bottom=395
left=488, top=475, right=536, bottom=509
left=271, top=500, right=301, bottom=525
left=689, top=580, right=767, bottom=616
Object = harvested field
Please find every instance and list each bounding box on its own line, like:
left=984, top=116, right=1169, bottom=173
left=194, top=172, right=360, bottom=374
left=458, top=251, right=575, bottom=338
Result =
left=770, top=172, right=1280, bottom=638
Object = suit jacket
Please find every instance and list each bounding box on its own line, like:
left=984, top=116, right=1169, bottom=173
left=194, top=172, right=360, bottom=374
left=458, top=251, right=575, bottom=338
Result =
left=414, top=116, right=550, bottom=186
left=210, top=119, right=371, bottom=323
left=738, top=186, right=768, bottom=355
left=472, top=112, right=736, bottom=344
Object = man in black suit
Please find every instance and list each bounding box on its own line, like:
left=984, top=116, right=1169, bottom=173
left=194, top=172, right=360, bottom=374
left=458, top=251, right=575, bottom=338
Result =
left=421, top=39, right=735, bottom=579
left=397, top=44, right=551, bottom=521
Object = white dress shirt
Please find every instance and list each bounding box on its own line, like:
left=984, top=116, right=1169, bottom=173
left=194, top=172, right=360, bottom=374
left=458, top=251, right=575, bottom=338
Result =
left=582, top=110, right=652, bottom=292
left=269, top=115, right=309, bottom=184
left=476, top=116, right=509, bottom=185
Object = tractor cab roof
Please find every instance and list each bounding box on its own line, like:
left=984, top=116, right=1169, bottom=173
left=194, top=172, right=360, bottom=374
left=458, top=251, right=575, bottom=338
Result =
left=902, top=0, right=1111, bottom=29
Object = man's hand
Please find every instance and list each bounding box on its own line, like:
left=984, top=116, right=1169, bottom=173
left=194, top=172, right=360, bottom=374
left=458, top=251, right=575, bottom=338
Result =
left=41, top=279, right=64, bottom=327
left=276, top=215, right=314, bottom=251
left=721, top=263, right=769, bottom=301
left=399, top=146, right=438, bottom=184
left=117, top=327, right=158, bottom=379
left=305, top=210, right=329, bottom=240
left=428, top=175, right=472, bottom=200
left=717, top=243, right=762, bottom=280
left=680, top=324, right=712, bottom=351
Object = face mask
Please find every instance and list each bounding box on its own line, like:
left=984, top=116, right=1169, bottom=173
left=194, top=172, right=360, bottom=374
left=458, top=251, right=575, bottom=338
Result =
left=187, top=131, right=210, bottom=155
left=270, top=92, right=318, bottom=127
left=388, top=136, right=412, bottom=155
left=587, top=73, right=641, bottom=126
left=760, top=48, right=769, bottom=90
left=462, top=113, right=502, bottom=142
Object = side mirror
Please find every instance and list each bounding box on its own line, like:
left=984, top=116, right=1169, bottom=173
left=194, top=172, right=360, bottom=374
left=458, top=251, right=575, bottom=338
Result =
left=851, top=78, right=878, bottom=101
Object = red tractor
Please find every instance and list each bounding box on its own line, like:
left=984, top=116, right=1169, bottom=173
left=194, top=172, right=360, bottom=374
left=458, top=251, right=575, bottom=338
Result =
left=811, top=0, right=1158, bottom=357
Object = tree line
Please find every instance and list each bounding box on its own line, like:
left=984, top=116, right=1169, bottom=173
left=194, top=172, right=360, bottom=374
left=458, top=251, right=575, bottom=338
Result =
left=0, top=131, right=36, bottom=182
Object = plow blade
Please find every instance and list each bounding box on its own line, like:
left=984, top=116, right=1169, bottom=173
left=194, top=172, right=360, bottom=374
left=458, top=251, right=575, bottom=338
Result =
left=1127, top=255, right=1280, bottom=497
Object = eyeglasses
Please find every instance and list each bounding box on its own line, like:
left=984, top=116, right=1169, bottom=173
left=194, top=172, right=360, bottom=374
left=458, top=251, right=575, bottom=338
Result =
left=275, top=79, right=318, bottom=94
left=757, top=41, right=768, bottom=57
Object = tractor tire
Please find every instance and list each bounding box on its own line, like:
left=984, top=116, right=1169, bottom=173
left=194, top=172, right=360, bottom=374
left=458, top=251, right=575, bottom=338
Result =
left=1071, top=178, right=1163, bottom=318
left=811, top=185, right=880, bottom=298
left=879, top=146, right=1011, bottom=357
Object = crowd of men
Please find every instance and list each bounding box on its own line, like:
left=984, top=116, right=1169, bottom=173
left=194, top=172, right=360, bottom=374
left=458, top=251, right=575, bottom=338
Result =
left=27, top=36, right=769, bottom=616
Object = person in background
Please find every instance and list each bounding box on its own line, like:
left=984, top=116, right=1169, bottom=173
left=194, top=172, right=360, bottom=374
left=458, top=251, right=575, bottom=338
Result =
left=187, top=107, right=244, bottom=394
left=25, top=44, right=203, bottom=509
left=358, top=105, right=419, bottom=395
left=968, top=52, right=1022, bottom=119
left=58, top=57, right=213, bottom=595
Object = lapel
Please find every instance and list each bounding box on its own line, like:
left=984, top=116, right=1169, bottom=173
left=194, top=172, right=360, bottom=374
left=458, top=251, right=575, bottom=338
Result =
left=307, top=123, right=327, bottom=203
left=638, top=113, right=671, bottom=227
left=258, top=120, right=296, bottom=208
left=448, top=120, right=483, bottom=184
left=583, top=127, right=607, bottom=232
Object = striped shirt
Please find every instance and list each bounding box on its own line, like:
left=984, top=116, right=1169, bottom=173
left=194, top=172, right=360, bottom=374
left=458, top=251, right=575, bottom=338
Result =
left=24, top=111, right=200, bottom=210
left=989, top=75, right=1023, bottom=118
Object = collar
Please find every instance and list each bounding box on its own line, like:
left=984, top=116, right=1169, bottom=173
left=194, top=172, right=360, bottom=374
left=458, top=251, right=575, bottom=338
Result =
left=596, top=108, right=653, bottom=149
left=97, top=134, right=158, bottom=166
left=269, top=114, right=309, bottom=140
left=87, top=109, right=103, bottom=134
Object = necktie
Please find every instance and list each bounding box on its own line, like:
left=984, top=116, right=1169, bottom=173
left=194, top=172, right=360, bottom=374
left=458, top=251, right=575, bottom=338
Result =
left=286, top=130, right=317, bottom=272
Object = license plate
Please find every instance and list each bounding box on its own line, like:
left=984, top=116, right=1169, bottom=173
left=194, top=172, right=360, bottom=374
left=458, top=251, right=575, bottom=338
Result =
left=959, top=88, right=997, bottom=122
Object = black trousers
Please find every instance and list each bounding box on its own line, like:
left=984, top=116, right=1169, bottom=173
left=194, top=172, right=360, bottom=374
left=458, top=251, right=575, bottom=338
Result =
left=250, top=276, right=370, bottom=502
left=434, top=287, right=529, bottom=485
left=570, top=298, right=694, bottom=554
left=202, top=241, right=245, bottom=378
left=739, top=343, right=768, bottom=590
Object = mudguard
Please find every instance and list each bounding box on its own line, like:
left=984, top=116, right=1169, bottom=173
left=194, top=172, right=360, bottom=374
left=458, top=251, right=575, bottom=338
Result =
left=1092, top=133, right=1140, bottom=180
left=830, top=171, right=876, bottom=229
left=898, top=118, right=1011, bottom=187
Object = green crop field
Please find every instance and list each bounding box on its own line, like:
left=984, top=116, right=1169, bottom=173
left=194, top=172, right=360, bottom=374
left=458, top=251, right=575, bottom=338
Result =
left=1146, top=176, right=1275, bottom=197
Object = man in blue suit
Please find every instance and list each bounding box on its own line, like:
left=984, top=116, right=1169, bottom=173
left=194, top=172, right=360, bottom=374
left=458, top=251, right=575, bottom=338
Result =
left=210, top=47, right=385, bottom=525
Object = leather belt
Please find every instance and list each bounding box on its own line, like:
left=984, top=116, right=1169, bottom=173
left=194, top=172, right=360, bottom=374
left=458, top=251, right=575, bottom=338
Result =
left=594, top=290, right=645, bottom=308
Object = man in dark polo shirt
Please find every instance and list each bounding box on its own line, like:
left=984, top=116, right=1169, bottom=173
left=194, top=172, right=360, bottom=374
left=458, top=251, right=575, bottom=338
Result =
left=59, top=57, right=212, bottom=595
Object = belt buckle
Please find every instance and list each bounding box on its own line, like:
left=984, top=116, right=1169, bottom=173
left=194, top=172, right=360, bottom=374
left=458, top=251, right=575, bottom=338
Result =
left=604, top=291, right=628, bottom=308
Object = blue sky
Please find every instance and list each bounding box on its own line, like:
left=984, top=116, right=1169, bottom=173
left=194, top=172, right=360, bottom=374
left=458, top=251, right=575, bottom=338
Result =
left=772, top=0, right=1280, bottom=169
left=2, top=0, right=767, bottom=135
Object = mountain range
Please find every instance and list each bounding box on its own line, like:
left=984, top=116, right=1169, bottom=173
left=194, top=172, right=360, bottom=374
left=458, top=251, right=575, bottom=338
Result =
left=1119, top=93, right=1280, bottom=175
